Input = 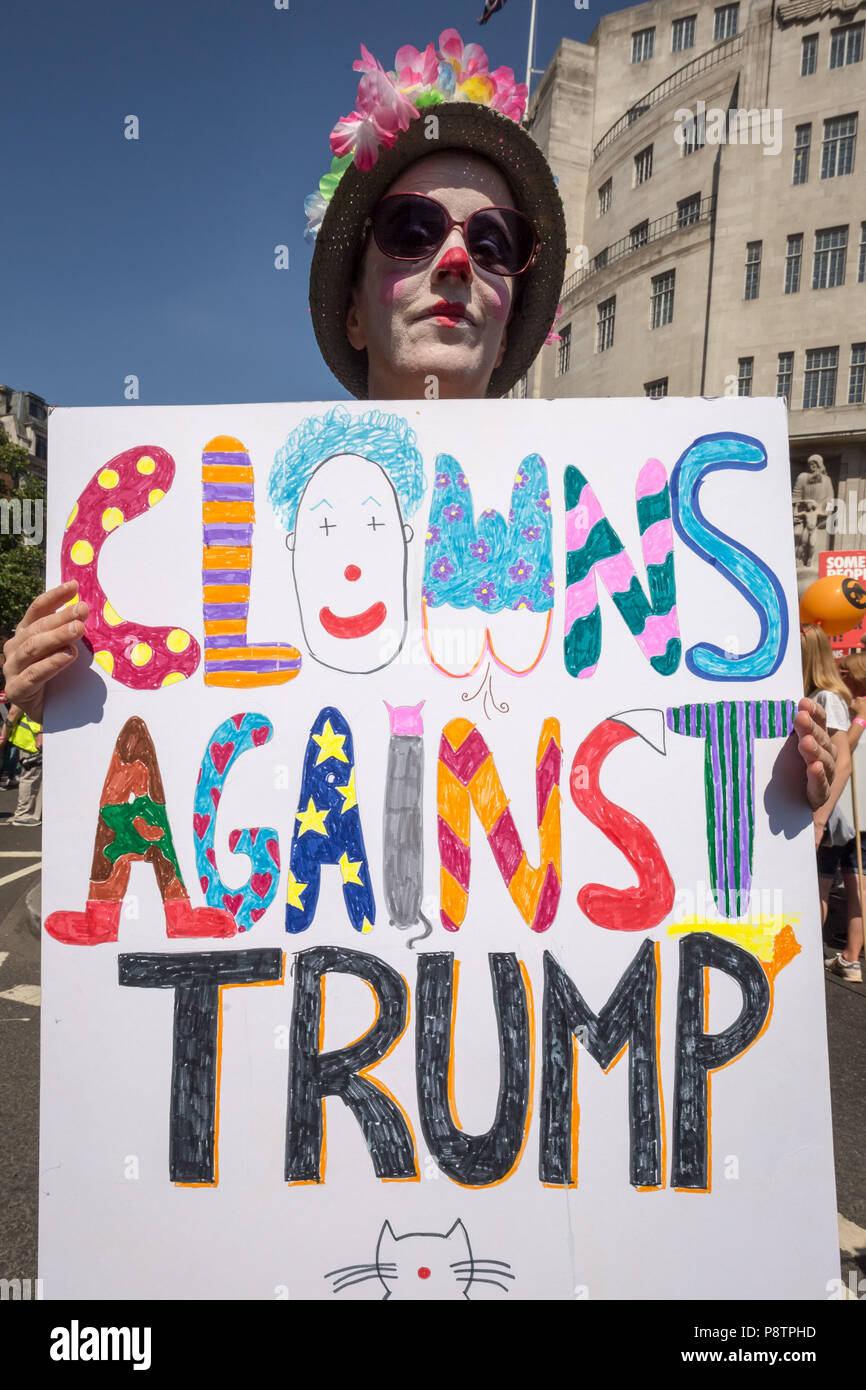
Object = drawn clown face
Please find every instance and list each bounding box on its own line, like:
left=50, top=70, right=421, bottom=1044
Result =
left=290, top=453, right=412, bottom=673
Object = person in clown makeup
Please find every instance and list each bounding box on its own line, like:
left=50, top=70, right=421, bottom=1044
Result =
left=2, top=26, right=839, bottom=814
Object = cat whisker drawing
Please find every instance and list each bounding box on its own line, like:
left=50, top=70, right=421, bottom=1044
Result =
left=450, top=1258, right=515, bottom=1292
left=327, top=1262, right=397, bottom=1295
left=325, top=1262, right=396, bottom=1277
left=450, top=1259, right=514, bottom=1271
left=325, top=1220, right=514, bottom=1299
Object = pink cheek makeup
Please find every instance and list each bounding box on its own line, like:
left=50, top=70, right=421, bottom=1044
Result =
left=378, top=269, right=410, bottom=306
left=487, top=279, right=512, bottom=322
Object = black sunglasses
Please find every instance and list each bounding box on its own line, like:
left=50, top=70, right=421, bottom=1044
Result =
left=366, top=192, right=538, bottom=278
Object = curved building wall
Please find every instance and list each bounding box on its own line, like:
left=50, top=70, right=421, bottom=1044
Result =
left=528, top=0, right=866, bottom=588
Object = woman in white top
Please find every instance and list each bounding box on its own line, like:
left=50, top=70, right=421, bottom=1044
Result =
left=828, top=650, right=866, bottom=982
left=802, top=625, right=860, bottom=980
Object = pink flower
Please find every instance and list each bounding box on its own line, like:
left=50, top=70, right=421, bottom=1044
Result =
left=357, top=68, right=417, bottom=131
left=544, top=303, right=564, bottom=346
left=489, top=66, right=528, bottom=121
left=330, top=110, right=395, bottom=170
left=331, top=45, right=419, bottom=169
left=317, top=34, right=531, bottom=216
left=352, top=42, right=386, bottom=78
left=394, top=42, right=439, bottom=90
left=438, top=29, right=489, bottom=80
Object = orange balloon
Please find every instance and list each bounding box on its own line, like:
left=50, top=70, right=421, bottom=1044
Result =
left=799, top=575, right=866, bottom=637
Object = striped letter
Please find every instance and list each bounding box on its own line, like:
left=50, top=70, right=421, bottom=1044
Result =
left=202, top=435, right=302, bottom=686
left=666, top=700, right=796, bottom=917
left=438, top=717, right=561, bottom=932
left=564, top=458, right=680, bottom=679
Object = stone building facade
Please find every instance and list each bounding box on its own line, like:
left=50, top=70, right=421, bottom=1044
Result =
left=522, top=0, right=866, bottom=592
left=0, top=386, right=49, bottom=483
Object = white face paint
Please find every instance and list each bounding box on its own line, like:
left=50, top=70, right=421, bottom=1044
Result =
left=291, top=453, right=410, bottom=673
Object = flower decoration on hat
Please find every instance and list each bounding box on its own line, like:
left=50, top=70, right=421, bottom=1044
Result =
left=304, top=29, right=528, bottom=244
left=544, top=302, right=564, bottom=346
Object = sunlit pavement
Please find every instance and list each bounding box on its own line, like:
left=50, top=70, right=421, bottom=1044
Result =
left=0, top=787, right=864, bottom=1296
left=0, top=784, right=42, bottom=1286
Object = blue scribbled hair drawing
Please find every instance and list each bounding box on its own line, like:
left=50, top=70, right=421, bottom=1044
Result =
left=269, top=405, right=428, bottom=532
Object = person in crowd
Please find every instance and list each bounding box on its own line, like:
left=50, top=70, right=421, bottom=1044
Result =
left=1, top=703, right=43, bottom=827
left=823, top=649, right=866, bottom=981
left=801, top=625, right=859, bottom=978
left=0, top=684, right=20, bottom=788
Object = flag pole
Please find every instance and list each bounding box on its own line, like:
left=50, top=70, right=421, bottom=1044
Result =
left=525, top=0, right=539, bottom=94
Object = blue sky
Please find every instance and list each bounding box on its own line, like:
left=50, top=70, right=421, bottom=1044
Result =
left=2, top=0, right=626, bottom=407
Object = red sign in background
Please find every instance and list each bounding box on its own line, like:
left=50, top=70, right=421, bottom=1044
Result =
left=818, top=550, right=866, bottom=651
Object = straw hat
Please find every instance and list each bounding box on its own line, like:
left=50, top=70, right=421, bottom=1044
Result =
left=304, top=31, right=567, bottom=398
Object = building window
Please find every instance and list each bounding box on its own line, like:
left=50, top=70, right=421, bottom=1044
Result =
left=557, top=324, right=572, bottom=377
left=792, top=124, right=811, bottom=184
left=593, top=248, right=609, bottom=271
left=850, top=344, right=866, bottom=404
left=821, top=114, right=857, bottom=178
left=645, top=378, right=669, bottom=398
left=598, top=178, right=612, bottom=216
left=714, top=3, right=739, bottom=41
left=859, top=222, right=866, bottom=282
left=651, top=270, right=675, bottom=328
left=737, top=357, right=754, bottom=396
left=632, top=27, right=655, bottom=61
left=34, top=434, right=48, bottom=460
left=777, top=352, right=794, bottom=402
left=812, top=226, right=848, bottom=289
left=677, top=193, right=701, bottom=226
left=785, top=234, right=803, bottom=293
left=744, top=241, right=762, bottom=300
left=27, top=397, right=47, bottom=422
left=630, top=221, right=649, bottom=248
left=597, top=297, right=616, bottom=352
left=801, top=34, right=818, bottom=74
left=634, top=146, right=653, bottom=184
left=803, top=347, right=838, bottom=408
left=682, top=112, right=706, bottom=156
left=672, top=15, right=696, bottom=51
left=830, top=23, right=863, bottom=69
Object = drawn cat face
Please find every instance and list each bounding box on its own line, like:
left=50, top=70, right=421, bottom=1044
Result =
left=375, top=1219, right=472, bottom=1301
left=325, top=1220, right=513, bottom=1298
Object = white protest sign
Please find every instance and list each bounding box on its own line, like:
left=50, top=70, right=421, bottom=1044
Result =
left=39, top=397, right=837, bottom=1299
